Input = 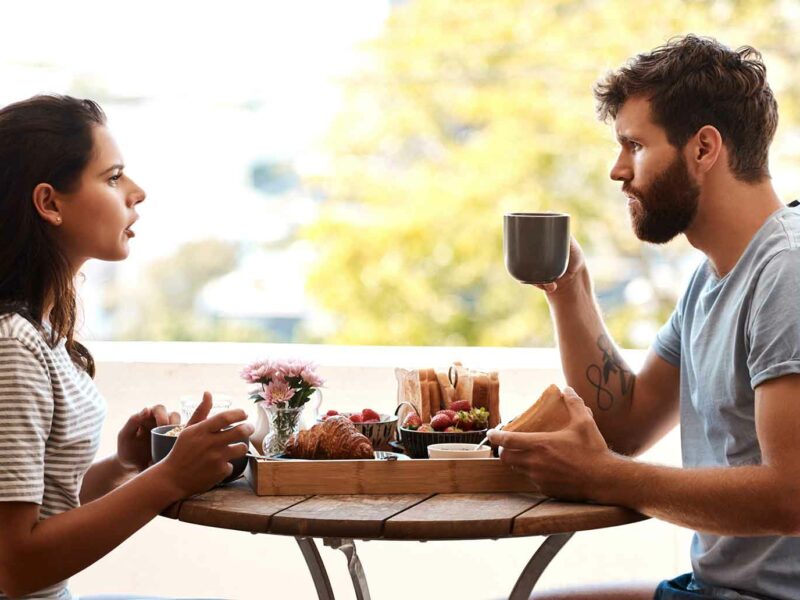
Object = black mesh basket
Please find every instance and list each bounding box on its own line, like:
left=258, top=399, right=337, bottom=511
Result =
left=396, top=427, right=488, bottom=459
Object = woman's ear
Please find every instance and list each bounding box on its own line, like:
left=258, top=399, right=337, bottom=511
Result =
left=32, top=183, right=62, bottom=226
left=691, top=125, right=723, bottom=174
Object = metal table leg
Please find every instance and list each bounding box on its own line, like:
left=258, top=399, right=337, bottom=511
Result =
left=324, top=537, right=372, bottom=600
left=509, top=532, right=575, bottom=600
left=296, top=536, right=336, bottom=600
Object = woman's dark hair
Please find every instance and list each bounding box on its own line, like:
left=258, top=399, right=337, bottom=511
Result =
left=594, top=35, right=778, bottom=183
left=0, top=94, right=106, bottom=377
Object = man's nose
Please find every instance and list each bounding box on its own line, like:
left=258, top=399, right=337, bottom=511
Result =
left=610, top=153, right=632, bottom=182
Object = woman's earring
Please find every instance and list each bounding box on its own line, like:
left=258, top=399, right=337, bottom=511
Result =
left=55, top=217, right=62, bottom=224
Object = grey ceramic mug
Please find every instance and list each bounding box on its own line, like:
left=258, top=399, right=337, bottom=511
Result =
left=503, top=212, right=570, bottom=284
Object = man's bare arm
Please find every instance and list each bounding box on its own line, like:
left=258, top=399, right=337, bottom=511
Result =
left=545, top=262, right=680, bottom=455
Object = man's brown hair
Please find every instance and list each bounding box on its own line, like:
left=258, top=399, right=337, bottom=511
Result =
left=594, top=35, right=778, bottom=183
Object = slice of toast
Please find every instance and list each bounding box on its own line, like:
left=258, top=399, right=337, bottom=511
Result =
left=488, top=371, right=501, bottom=429
left=503, top=384, right=569, bottom=433
left=436, top=371, right=454, bottom=409
left=472, top=373, right=491, bottom=414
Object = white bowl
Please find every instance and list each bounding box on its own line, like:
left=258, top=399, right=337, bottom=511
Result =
left=427, top=443, right=492, bottom=459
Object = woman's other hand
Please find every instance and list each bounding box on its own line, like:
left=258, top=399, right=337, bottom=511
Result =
left=117, top=404, right=180, bottom=472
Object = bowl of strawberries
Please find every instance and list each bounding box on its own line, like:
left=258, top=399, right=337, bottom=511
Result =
left=318, top=408, right=398, bottom=450
left=397, top=400, right=490, bottom=459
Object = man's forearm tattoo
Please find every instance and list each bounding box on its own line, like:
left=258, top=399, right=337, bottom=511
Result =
left=585, top=334, right=635, bottom=410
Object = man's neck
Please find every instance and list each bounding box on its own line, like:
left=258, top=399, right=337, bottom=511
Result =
left=685, top=178, right=784, bottom=278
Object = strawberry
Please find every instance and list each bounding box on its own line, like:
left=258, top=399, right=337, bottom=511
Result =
left=450, top=400, right=471, bottom=412
left=436, top=409, right=457, bottom=421
left=349, top=413, right=364, bottom=423
left=417, top=424, right=434, bottom=433
left=430, top=413, right=452, bottom=431
left=403, top=414, right=422, bottom=430
left=324, top=409, right=339, bottom=419
left=454, top=410, right=475, bottom=431
left=444, top=426, right=463, bottom=433
left=362, top=408, right=381, bottom=422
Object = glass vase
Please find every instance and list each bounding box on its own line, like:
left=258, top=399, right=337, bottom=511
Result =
left=261, top=404, right=304, bottom=457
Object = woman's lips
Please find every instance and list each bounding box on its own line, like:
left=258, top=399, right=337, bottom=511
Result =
left=124, top=228, right=135, bottom=238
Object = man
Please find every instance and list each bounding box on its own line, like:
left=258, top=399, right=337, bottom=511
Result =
left=488, top=35, right=800, bottom=600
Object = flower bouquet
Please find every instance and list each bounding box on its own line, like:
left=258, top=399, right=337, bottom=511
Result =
left=241, top=359, right=325, bottom=456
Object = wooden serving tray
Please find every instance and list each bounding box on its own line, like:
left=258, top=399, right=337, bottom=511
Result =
left=245, top=456, right=540, bottom=496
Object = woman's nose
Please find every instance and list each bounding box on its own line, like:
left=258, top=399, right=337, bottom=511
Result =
left=127, top=179, right=146, bottom=206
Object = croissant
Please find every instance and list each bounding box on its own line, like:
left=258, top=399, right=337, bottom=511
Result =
left=284, top=416, right=374, bottom=460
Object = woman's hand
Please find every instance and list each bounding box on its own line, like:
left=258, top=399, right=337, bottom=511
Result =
left=117, top=404, right=180, bottom=472
left=488, top=387, right=617, bottom=501
left=155, top=392, right=254, bottom=497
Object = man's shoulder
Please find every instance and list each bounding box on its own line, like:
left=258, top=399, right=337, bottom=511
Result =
left=757, top=205, right=800, bottom=253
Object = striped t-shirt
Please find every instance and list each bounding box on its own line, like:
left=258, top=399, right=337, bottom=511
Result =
left=0, top=313, right=106, bottom=600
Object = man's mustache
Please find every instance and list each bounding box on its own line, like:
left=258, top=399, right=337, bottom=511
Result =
left=622, top=184, right=641, bottom=199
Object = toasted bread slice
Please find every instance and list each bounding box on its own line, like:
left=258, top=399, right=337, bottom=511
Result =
left=436, top=371, right=454, bottom=409
left=488, top=371, right=501, bottom=429
left=419, top=378, right=432, bottom=423
left=472, top=374, right=491, bottom=414
left=504, top=384, right=569, bottom=433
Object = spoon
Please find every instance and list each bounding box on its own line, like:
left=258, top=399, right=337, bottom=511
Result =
left=474, top=417, right=515, bottom=450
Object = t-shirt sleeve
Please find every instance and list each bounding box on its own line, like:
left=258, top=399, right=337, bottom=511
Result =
left=747, top=248, right=800, bottom=388
left=0, top=338, right=53, bottom=504
left=653, top=303, right=682, bottom=367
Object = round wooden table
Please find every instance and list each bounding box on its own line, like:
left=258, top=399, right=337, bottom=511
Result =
left=163, top=479, right=647, bottom=599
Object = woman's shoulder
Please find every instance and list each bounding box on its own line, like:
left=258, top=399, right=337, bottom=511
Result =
left=0, top=312, right=49, bottom=356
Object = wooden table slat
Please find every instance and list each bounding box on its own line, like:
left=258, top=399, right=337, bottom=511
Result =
left=176, top=480, right=309, bottom=534
left=512, top=499, right=648, bottom=537
left=382, top=493, right=548, bottom=540
left=269, top=494, right=432, bottom=538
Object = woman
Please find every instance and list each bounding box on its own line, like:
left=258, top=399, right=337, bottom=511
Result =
left=0, top=95, right=252, bottom=600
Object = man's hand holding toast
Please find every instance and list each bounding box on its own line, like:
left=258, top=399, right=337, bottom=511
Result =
left=488, top=385, right=617, bottom=501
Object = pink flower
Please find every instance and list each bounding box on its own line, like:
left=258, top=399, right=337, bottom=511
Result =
left=279, top=359, right=307, bottom=378
left=264, top=379, right=295, bottom=406
left=299, top=366, right=325, bottom=388
left=240, top=359, right=279, bottom=383
left=278, top=359, right=324, bottom=388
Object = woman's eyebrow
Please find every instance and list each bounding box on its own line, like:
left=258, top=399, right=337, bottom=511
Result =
left=99, top=163, right=124, bottom=175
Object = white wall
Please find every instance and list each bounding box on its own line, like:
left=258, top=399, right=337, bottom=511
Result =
left=69, top=343, right=693, bottom=599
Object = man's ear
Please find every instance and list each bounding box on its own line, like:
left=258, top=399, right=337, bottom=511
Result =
left=690, top=125, right=723, bottom=174
left=32, top=183, right=62, bottom=226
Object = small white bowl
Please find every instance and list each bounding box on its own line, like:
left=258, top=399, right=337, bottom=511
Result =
left=427, top=443, right=492, bottom=459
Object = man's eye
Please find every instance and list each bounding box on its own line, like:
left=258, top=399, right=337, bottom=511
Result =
left=109, top=173, right=122, bottom=184
left=630, top=141, right=642, bottom=151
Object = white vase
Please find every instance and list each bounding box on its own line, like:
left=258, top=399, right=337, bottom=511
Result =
left=250, top=403, right=271, bottom=452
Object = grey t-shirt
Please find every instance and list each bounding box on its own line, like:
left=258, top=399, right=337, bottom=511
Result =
left=653, top=205, right=800, bottom=600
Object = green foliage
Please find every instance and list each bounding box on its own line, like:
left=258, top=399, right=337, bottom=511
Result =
left=304, top=0, right=800, bottom=347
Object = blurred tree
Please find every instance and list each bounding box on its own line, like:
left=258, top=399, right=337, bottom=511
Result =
left=303, top=0, right=800, bottom=347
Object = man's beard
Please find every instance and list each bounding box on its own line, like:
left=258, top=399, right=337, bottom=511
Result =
left=624, top=153, right=700, bottom=244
